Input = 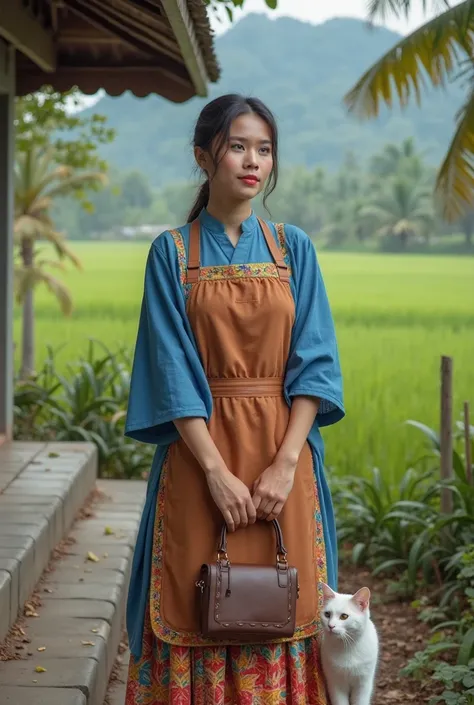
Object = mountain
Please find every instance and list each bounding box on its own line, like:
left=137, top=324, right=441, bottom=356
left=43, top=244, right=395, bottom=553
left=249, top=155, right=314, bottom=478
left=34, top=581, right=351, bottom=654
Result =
left=83, top=13, right=461, bottom=186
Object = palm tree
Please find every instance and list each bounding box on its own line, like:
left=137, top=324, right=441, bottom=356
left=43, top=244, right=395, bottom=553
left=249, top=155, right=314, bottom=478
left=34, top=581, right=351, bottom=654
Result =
left=14, top=147, right=106, bottom=378
left=360, top=176, right=435, bottom=248
left=345, top=1, right=474, bottom=221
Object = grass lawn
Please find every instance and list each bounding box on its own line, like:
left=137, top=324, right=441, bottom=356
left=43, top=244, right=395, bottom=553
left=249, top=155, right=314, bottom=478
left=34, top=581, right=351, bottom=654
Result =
left=15, top=242, right=474, bottom=482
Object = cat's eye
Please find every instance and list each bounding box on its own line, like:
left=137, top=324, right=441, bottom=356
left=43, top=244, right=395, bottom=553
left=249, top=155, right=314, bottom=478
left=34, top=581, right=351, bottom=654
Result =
left=324, top=611, right=331, bottom=618
left=339, top=613, right=349, bottom=620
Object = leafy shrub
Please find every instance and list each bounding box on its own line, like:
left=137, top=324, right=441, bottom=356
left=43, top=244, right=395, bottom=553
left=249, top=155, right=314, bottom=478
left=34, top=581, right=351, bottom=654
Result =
left=13, top=340, right=153, bottom=479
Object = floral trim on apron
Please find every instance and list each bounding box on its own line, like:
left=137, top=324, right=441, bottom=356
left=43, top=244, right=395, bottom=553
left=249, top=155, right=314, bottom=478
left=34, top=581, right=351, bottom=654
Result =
left=169, top=222, right=292, bottom=301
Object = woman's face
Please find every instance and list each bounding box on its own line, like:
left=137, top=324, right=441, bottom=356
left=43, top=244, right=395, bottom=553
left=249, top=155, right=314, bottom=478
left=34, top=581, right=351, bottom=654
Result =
left=197, top=112, right=274, bottom=204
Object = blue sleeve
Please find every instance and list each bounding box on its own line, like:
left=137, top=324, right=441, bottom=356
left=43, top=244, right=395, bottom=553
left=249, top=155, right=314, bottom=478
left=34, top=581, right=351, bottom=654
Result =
left=125, top=238, right=212, bottom=445
left=284, top=225, right=344, bottom=427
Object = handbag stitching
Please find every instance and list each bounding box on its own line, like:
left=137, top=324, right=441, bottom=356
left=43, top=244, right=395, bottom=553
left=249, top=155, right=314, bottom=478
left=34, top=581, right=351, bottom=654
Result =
left=212, top=566, right=294, bottom=629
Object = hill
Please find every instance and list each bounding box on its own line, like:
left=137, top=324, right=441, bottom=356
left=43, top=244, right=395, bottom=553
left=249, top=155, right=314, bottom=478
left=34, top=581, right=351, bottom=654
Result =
left=83, top=13, right=461, bottom=185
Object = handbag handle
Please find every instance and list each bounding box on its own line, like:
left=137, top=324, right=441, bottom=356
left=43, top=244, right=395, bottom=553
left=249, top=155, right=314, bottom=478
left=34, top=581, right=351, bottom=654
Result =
left=218, top=518, right=288, bottom=565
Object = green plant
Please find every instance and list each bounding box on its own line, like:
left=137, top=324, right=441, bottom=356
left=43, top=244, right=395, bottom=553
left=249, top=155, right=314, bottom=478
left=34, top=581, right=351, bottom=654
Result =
left=402, top=545, right=474, bottom=701
left=331, top=464, right=438, bottom=593
left=14, top=340, right=153, bottom=479
left=14, top=146, right=106, bottom=378
left=429, top=661, right=474, bottom=705
left=345, top=1, right=474, bottom=220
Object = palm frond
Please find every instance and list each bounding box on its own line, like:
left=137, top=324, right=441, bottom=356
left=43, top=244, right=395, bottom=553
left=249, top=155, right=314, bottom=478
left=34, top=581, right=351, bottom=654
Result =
left=435, top=85, right=474, bottom=219
left=14, top=215, right=56, bottom=242
left=52, top=239, right=83, bottom=270
left=346, top=2, right=474, bottom=118
left=367, top=0, right=413, bottom=22
left=359, top=204, right=395, bottom=221
left=367, top=0, right=452, bottom=23
left=39, top=272, right=74, bottom=315
left=15, top=266, right=73, bottom=315
left=44, top=171, right=107, bottom=200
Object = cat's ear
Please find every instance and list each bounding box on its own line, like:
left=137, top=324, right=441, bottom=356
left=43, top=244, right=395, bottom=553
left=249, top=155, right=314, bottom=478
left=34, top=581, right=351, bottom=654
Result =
left=319, top=582, right=336, bottom=603
left=352, top=587, right=371, bottom=612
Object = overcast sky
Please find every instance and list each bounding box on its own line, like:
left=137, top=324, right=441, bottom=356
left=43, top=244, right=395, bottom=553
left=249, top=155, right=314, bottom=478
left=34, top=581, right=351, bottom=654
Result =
left=209, top=0, right=459, bottom=36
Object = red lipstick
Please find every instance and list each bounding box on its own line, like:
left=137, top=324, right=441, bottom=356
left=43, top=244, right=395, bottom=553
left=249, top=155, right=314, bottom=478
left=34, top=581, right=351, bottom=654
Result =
left=239, top=175, right=259, bottom=186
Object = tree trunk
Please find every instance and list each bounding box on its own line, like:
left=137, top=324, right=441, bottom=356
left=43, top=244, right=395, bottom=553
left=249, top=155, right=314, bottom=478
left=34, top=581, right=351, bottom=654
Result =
left=20, top=239, right=34, bottom=379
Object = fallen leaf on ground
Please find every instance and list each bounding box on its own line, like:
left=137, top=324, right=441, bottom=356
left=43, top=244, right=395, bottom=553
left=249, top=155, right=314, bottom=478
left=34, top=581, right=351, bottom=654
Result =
left=87, top=551, right=100, bottom=563
left=81, top=641, right=95, bottom=647
left=48, top=452, right=60, bottom=458
left=37, top=647, right=46, bottom=652
left=104, top=526, right=115, bottom=536
left=91, top=629, right=99, bottom=634
left=34, top=666, right=47, bottom=673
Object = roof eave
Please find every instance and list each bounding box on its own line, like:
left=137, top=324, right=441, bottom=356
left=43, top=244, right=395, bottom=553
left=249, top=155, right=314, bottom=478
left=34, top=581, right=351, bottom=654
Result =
left=0, top=0, right=56, bottom=73
left=160, top=0, right=209, bottom=98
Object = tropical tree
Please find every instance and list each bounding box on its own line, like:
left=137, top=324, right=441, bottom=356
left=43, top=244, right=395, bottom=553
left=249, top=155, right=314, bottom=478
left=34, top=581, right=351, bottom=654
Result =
left=360, top=175, right=436, bottom=248
left=345, top=1, right=474, bottom=221
left=14, top=147, right=106, bottom=378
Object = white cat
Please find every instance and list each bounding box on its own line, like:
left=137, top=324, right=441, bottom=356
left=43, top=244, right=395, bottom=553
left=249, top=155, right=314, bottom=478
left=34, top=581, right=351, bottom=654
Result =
left=319, top=583, right=379, bottom=705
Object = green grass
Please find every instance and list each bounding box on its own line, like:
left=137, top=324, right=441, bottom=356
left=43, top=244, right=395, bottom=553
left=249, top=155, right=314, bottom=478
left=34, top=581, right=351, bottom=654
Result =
left=14, top=243, right=474, bottom=482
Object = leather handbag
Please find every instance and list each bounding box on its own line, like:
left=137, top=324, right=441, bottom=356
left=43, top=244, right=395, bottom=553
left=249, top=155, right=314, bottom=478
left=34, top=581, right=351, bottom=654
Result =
left=195, top=518, right=299, bottom=642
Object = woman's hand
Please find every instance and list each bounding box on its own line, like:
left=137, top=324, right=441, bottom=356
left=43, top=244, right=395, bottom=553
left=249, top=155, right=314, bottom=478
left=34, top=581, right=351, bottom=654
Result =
left=205, top=465, right=257, bottom=532
left=251, top=457, right=297, bottom=521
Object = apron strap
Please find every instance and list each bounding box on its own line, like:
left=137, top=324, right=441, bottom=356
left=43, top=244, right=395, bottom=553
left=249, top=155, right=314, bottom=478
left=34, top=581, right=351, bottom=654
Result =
left=187, top=216, right=290, bottom=284
left=187, top=218, right=201, bottom=285
left=257, top=218, right=290, bottom=283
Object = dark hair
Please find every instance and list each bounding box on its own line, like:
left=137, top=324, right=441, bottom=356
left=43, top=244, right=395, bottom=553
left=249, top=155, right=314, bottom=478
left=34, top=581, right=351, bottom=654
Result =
left=187, top=94, right=279, bottom=222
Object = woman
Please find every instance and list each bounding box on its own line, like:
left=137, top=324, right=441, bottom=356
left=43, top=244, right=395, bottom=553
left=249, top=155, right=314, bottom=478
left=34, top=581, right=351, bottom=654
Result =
left=124, top=94, right=344, bottom=704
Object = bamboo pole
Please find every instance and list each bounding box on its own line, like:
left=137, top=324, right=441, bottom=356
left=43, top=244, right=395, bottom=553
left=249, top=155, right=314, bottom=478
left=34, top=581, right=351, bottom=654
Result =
left=464, top=401, right=473, bottom=486
left=440, top=356, right=453, bottom=513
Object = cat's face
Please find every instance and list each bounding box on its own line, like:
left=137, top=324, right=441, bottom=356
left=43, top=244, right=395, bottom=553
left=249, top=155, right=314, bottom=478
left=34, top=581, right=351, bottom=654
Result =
left=319, top=583, right=371, bottom=642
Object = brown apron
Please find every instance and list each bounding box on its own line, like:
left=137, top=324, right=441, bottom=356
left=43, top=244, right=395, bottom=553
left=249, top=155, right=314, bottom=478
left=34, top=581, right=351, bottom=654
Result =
left=150, top=218, right=327, bottom=647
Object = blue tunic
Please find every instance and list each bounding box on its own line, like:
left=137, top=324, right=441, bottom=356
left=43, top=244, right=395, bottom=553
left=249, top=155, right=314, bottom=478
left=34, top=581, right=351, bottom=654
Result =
left=125, top=209, right=344, bottom=659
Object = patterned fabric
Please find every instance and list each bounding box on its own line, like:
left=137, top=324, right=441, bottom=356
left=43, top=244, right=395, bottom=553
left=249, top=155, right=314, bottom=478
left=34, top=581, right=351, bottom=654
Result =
left=149, top=456, right=327, bottom=646
left=169, top=224, right=291, bottom=303
left=200, top=262, right=279, bottom=281
left=126, top=605, right=329, bottom=705
left=276, top=223, right=292, bottom=274
left=169, top=229, right=192, bottom=300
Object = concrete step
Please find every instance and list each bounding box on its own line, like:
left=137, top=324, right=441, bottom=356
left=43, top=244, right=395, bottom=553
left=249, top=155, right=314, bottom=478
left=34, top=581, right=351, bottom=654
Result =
left=0, top=478, right=146, bottom=705
left=0, top=442, right=97, bottom=641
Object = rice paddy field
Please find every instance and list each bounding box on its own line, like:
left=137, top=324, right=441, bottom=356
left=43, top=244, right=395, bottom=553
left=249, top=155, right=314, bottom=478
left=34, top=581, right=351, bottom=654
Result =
left=14, top=242, right=474, bottom=482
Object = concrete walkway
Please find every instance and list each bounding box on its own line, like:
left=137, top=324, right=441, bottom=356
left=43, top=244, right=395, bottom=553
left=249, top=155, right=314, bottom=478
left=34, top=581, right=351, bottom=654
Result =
left=0, top=476, right=145, bottom=705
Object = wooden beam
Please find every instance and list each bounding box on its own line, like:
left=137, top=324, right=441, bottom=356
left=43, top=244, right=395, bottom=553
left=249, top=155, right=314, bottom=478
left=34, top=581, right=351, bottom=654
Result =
left=440, top=356, right=454, bottom=513
left=0, top=44, right=15, bottom=441
left=161, top=0, right=209, bottom=97
left=0, top=0, right=56, bottom=72
left=68, top=0, right=182, bottom=64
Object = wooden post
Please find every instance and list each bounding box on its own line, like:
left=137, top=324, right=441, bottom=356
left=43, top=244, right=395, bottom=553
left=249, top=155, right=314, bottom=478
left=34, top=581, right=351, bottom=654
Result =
left=440, top=356, right=454, bottom=513
left=0, top=41, right=15, bottom=442
left=464, top=401, right=472, bottom=486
